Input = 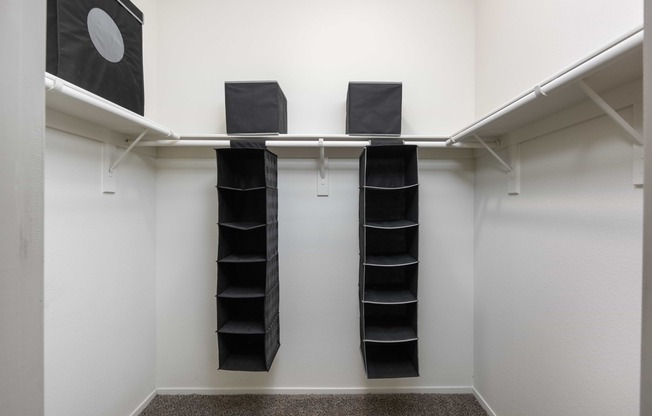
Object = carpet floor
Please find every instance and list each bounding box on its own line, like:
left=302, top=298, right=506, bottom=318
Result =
left=139, top=393, right=488, bottom=416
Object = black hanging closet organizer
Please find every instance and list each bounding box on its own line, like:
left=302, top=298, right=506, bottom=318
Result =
left=359, top=144, right=419, bottom=379
left=216, top=147, right=280, bottom=371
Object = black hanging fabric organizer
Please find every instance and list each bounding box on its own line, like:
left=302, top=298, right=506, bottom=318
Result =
left=359, top=144, right=419, bottom=379
left=216, top=147, right=280, bottom=371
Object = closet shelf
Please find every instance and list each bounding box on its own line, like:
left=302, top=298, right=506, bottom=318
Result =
left=45, top=73, right=178, bottom=140
left=45, top=28, right=642, bottom=150
left=449, top=26, right=643, bottom=145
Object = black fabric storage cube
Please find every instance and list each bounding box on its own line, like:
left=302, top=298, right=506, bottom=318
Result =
left=347, top=82, right=402, bottom=135
left=47, top=0, right=144, bottom=115
left=225, top=82, right=288, bottom=134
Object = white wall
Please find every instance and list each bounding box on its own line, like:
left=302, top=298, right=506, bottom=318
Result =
left=154, top=0, right=476, bottom=135
left=473, top=105, right=643, bottom=415
left=0, top=0, right=45, bottom=414
left=44, top=129, right=157, bottom=416
left=474, top=0, right=643, bottom=117
left=155, top=152, right=475, bottom=392
left=138, top=0, right=159, bottom=120
left=152, top=0, right=478, bottom=393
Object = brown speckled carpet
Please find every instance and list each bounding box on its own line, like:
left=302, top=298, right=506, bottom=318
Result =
left=139, top=393, right=488, bottom=416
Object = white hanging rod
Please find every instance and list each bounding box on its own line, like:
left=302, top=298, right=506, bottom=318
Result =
left=45, top=73, right=180, bottom=140
left=136, top=139, right=493, bottom=149
left=447, top=25, right=644, bottom=145
left=178, top=133, right=450, bottom=141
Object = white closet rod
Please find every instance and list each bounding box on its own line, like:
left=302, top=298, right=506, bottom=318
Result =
left=179, top=134, right=449, bottom=141
left=136, top=139, right=491, bottom=149
left=45, top=73, right=180, bottom=139
left=447, top=25, right=644, bottom=145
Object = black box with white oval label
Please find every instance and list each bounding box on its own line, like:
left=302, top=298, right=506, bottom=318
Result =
left=47, top=0, right=145, bottom=115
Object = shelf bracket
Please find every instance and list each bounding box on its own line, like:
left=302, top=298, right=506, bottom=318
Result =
left=577, top=80, right=644, bottom=146
left=110, top=129, right=148, bottom=173
left=474, top=135, right=519, bottom=195
left=317, top=138, right=329, bottom=196
left=102, top=129, right=148, bottom=194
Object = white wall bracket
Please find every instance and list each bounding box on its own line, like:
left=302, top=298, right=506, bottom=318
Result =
left=317, top=138, right=329, bottom=196
left=474, top=134, right=520, bottom=194
left=102, top=143, right=117, bottom=194
left=474, top=135, right=520, bottom=195
left=110, top=129, right=149, bottom=173
left=507, top=143, right=521, bottom=195
left=102, top=129, right=148, bottom=194
left=577, top=80, right=644, bottom=146
left=578, top=80, right=644, bottom=187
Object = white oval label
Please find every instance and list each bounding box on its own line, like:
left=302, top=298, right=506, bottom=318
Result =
left=87, top=8, right=125, bottom=63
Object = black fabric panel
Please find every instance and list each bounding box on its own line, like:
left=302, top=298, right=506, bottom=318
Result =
left=347, top=83, right=402, bottom=135
left=47, top=0, right=144, bottom=115
left=370, top=139, right=404, bottom=146
left=230, top=140, right=267, bottom=149
left=225, top=82, right=288, bottom=134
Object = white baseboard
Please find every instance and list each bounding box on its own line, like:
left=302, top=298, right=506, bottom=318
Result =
left=129, top=389, right=157, bottom=416
left=472, top=388, right=497, bottom=416
left=157, top=386, right=474, bottom=395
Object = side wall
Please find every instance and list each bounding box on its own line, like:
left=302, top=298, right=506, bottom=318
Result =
left=44, top=129, right=158, bottom=416
left=640, top=2, right=651, bottom=414
left=0, top=0, right=45, bottom=414
left=474, top=0, right=643, bottom=117
left=155, top=152, right=475, bottom=392
left=473, top=99, right=643, bottom=415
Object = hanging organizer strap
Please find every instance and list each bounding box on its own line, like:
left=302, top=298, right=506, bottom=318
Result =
left=230, top=140, right=267, bottom=149
left=370, top=138, right=404, bottom=146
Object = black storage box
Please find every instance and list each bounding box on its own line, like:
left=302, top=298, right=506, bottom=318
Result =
left=347, top=82, right=402, bottom=135
left=47, top=0, right=145, bottom=115
left=225, top=82, right=288, bottom=134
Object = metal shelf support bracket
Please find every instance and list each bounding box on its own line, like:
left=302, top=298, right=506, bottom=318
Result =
left=102, top=129, right=148, bottom=194
left=110, top=129, right=149, bottom=173
left=474, top=135, right=520, bottom=195
left=577, top=79, right=644, bottom=146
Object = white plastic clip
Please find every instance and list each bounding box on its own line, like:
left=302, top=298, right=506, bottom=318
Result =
left=533, top=85, right=548, bottom=98
left=317, top=138, right=329, bottom=196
